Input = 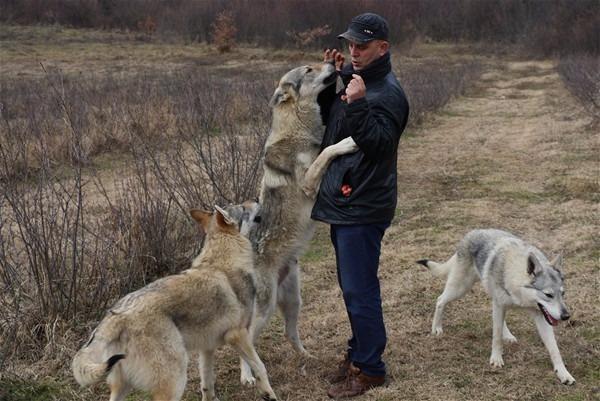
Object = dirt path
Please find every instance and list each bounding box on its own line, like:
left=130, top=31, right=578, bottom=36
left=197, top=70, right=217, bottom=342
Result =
left=286, top=58, right=599, bottom=401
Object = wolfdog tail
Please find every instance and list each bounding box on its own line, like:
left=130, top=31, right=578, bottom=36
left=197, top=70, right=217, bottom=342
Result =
left=417, top=253, right=458, bottom=278
left=72, top=318, right=126, bottom=387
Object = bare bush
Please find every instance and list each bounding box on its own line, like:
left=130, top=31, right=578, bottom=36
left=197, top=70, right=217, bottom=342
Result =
left=558, top=54, right=600, bottom=120
left=286, top=25, right=331, bottom=49
left=0, top=85, right=120, bottom=368
left=0, top=65, right=273, bottom=371
left=0, top=42, right=484, bottom=371
left=398, top=60, right=483, bottom=127
left=1, top=0, right=598, bottom=54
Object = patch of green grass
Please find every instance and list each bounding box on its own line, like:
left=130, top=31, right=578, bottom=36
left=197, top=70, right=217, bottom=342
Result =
left=300, top=229, right=332, bottom=264
left=438, top=109, right=470, bottom=118
left=580, top=326, right=600, bottom=343
left=512, top=81, right=551, bottom=91
left=493, top=189, right=548, bottom=203
left=452, top=374, right=473, bottom=389
left=503, top=91, right=529, bottom=99
left=455, top=319, right=484, bottom=333
left=544, top=177, right=600, bottom=202
left=0, top=378, right=70, bottom=401
left=553, top=393, right=590, bottom=401
left=301, top=245, right=328, bottom=264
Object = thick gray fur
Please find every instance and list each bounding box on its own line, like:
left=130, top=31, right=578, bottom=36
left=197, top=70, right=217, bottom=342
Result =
left=419, top=228, right=575, bottom=385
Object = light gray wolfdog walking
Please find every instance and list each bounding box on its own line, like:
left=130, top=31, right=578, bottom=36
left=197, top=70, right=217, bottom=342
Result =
left=418, top=228, right=575, bottom=384
left=238, top=61, right=359, bottom=384
left=72, top=202, right=279, bottom=401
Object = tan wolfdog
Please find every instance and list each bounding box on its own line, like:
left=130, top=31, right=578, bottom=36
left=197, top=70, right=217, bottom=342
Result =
left=72, top=201, right=278, bottom=401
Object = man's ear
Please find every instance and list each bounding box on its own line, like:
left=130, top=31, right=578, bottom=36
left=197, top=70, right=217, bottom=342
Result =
left=214, top=205, right=236, bottom=228
left=378, top=40, right=389, bottom=56
left=190, top=209, right=213, bottom=232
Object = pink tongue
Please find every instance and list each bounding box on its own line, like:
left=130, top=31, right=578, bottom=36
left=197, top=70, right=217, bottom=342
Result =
left=544, top=308, right=559, bottom=326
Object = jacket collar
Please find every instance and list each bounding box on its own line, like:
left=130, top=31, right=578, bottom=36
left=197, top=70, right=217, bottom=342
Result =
left=340, top=52, right=391, bottom=86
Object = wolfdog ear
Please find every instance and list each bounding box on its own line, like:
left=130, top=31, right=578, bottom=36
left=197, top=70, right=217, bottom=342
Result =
left=550, top=254, right=563, bottom=270
left=189, top=209, right=213, bottom=231
left=269, top=86, right=291, bottom=107
left=214, top=205, right=236, bottom=228
left=527, top=252, right=544, bottom=276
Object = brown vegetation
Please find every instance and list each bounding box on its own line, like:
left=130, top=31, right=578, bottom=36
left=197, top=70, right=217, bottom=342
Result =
left=0, top=26, right=484, bottom=377
left=211, top=10, right=237, bottom=53
left=557, top=55, right=600, bottom=121
left=0, top=0, right=598, bottom=54
left=0, top=23, right=598, bottom=401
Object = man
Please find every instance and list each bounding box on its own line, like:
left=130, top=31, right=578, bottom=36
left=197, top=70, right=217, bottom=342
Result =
left=312, top=12, right=409, bottom=399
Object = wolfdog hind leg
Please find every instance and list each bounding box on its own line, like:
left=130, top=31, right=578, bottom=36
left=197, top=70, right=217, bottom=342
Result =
left=529, top=310, right=575, bottom=384
left=432, top=257, right=478, bottom=335
left=240, top=314, right=269, bottom=386
left=198, top=350, right=218, bottom=401
left=277, top=260, right=310, bottom=356
left=227, top=329, right=278, bottom=401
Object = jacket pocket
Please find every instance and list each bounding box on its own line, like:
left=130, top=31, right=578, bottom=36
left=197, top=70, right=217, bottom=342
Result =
left=341, top=151, right=364, bottom=188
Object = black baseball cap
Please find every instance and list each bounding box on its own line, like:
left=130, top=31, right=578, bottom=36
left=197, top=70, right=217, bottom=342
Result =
left=337, top=13, right=389, bottom=44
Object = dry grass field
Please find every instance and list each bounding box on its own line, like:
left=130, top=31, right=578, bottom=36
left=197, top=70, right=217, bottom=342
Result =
left=1, top=25, right=598, bottom=401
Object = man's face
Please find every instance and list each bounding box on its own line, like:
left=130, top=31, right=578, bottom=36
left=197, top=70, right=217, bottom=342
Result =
left=348, top=40, right=389, bottom=71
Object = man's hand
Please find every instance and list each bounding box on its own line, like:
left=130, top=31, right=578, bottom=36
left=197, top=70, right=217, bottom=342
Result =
left=341, top=74, right=366, bottom=104
left=323, top=48, right=344, bottom=71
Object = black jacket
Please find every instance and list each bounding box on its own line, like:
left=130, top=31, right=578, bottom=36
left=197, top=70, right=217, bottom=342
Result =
left=311, top=52, right=409, bottom=225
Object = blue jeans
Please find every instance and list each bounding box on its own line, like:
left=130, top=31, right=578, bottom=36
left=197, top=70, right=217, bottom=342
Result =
left=330, top=222, right=390, bottom=377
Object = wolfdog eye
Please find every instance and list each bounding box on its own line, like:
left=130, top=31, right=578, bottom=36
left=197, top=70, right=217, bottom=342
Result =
left=306, top=67, right=313, bottom=72
left=544, top=292, right=554, bottom=299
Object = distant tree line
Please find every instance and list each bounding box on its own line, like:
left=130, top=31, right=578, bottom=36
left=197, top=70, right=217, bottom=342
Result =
left=0, top=0, right=597, bottom=54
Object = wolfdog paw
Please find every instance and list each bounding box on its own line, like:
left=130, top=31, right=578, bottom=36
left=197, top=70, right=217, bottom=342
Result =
left=261, top=393, right=277, bottom=401
left=240, top=374, right=256, bottom=387
left=556, top=369, right=575, bottom=385
left=489, top=354, right=504, bottom=368
left=431, top=327, right=443, bottom=336
left=503, top=334, right=518, bottom=343
left=299, top=349, right=316, bottom=360
left=301, top=183, right=317, bottom=199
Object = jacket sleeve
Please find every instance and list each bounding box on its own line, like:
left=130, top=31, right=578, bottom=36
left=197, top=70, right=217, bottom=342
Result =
left=344, top=95, right=406, bottom=160
left=317, top=79, right=338, bottom=125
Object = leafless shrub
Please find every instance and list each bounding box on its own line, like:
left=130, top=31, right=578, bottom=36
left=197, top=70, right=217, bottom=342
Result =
left=94, top=167, right=197, bottom=290
left=557, top=54, right=600, bottom=120
left=398, top=60, right=483, bottom=127
left=1, top=0, right=597, bottom=54
left=0, top=45, right=484, bottom=371
left=286, top=25, right=331, bottom=49
left=0, top=81, right=120, bottom=368
left=131, top=72, right=271, bottom=213
left=0, top=65, right=273, bottom=371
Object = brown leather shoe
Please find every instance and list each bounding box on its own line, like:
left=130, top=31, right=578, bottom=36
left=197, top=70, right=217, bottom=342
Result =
left=327, top=363, right=385, bottom=399
left=327, top=354, right=351, bottom=384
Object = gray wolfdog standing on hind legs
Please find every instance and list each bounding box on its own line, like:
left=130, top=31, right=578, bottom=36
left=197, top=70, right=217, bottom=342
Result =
left=238, top=61, right=360, bottom=385
left=72, top=201, right=278, bottom=401
left=418, top=228, right=575, bottom=384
